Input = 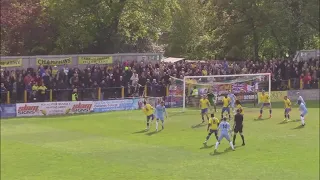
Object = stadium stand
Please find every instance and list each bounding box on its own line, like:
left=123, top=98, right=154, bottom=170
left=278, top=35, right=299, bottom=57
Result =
left=0, top=58, right=319, bottom=104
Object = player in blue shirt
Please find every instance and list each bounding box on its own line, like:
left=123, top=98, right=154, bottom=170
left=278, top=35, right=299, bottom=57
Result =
left=228, top=90, right=236, bottom=113
left=298, top=100, right=308, bottom=126
left=214, top=117, right=235, bottom=152
left=155, top=101, right=167, bottom=131
left=296, top=92, right=306, bottom=107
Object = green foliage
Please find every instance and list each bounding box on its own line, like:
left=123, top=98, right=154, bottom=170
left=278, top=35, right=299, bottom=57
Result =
left=1, top=0, right=319, bottom=58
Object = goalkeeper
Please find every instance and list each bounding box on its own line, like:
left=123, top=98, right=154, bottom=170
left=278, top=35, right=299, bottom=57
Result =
left=207, top=89, right=217, bottom=113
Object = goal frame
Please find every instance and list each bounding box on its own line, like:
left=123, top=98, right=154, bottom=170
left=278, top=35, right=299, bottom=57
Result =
left=182, top=73, right=272, bottom=111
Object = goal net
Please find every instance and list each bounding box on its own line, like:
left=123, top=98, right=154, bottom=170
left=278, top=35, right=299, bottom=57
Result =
left=168, top=73, right=271, bottom=112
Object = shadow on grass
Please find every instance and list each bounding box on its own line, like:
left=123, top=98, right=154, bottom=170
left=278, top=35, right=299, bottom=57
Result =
left=200, top=144, right=214, bottom=149
left=279, top=119, right=301, bottom=124
left=133, top=130, right=147, bottom=134
left=191, top=123, right=207, bottom=129
left=209, top=147, right=235, bottom=156
left=291, top=125, right=305, bottom=130
left=278, top=120, right=288, bottom=124
left=145, top=130, right=162, bottom=136
left=253, top=117, right=270, bottom=121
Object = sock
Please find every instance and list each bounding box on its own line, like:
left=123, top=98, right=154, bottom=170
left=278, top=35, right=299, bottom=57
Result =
left=301, top=116, right=305, bottom=125
left=202, top=116, right=204, bottom=121
left=260, top=109, right=263, bottom=115
left=221, top=114, right=223, bottom=119
left=228, top=114, right=231, bottom=120
left=215, top=142, right=219, bottom=150
left=240, top=134, right=245, bottom=144
left=214, top=106, right=217, bottom=112
left=287, top=114, right=290, bottom=119
left=269, top=109, right=272, bottom=115
left=147, top=120, right=150, bottom=128
left=284, top=114, right=287, bottom=119
left=162, top=121, right=164, bottom=128
left=215, top=134, right=218, bottom=141
left=207, top=115, right=209, bottom=121
left=229, top=141, right=235, bottom=150
left=233, top=134, right=236, bottom=144
left=206, top=134, right=211, bottom=141
left=156, top=121, right=159, bottom=130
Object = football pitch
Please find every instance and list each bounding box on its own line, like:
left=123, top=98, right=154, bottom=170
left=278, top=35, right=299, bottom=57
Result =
left=1, top=101, right=319, bottom=180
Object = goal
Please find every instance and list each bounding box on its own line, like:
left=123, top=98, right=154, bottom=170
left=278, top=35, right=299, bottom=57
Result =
left=168, top=73, right=271, bottom=112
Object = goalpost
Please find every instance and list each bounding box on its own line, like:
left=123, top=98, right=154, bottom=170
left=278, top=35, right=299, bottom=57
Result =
left=179, top=73, right=272, bottom=112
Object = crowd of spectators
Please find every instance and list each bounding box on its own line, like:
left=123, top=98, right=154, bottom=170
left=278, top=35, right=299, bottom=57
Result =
left=0, top=58, right=319, bottom=103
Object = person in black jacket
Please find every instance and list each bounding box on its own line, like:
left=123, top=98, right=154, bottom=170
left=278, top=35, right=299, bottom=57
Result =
left=233, top=109, right=245, bottom=146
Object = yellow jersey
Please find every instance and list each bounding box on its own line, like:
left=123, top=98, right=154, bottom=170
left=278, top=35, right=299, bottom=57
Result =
left=284, top=99, right=291, bottom=108
left=32, top=85, right=38, bottom=91
left=260, top=94, right=270, bottom=103
left=237, top=104, right=244, bottom=114
left=202, top=70, right=208, bottom=76
left=38, top=85, right=47, bottom=94
left=222, top=97, right=231, bottom=107
left=199, top=98, right=209, bottom=109
left=208, top=117, right=220, bottom=130
left=143, top=104, right=154, bottom=116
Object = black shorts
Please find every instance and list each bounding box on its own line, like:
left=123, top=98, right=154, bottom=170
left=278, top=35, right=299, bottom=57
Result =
left=234, top=126, right=243, bottom=133
left=209, top=129, right=218, bottom=135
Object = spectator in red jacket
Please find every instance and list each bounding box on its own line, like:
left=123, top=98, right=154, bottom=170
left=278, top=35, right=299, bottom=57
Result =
left=303, top=72, right=312, bottom=89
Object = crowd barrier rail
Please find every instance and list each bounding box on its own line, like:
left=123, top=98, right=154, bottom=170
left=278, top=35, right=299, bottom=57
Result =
left=0, top=89, right=319, bottom=118
left=0, top=85, right=170, bottom=104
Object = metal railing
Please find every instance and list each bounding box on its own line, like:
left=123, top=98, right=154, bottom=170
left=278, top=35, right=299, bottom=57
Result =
left=0, top=85, right=170, bottom=104
left=0, top=79, right=318, bottom=104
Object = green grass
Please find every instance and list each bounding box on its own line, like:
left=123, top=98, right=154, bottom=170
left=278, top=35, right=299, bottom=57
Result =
left=1, top=101, right=319, bottom=180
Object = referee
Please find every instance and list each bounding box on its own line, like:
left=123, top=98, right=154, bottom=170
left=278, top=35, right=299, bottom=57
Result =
left=233, top=109, right=245, bottom=146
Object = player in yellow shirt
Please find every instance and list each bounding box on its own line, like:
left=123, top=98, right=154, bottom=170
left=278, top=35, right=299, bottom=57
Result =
left=199, top=95, right=210, bottom=123
left=283, top=96, right=292, bottom=121
left=203, top=113, right=220, bottom=145
left=142, top=101, right=154, bottom=130
left=259, top=90, right=272, bottom=119
left=221, top=95, right=231, bottom=120
left=235, top=100, right=244, bottom=115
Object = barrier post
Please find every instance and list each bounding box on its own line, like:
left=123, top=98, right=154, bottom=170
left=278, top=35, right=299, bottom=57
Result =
left=24, top=90, right=27, bottom=103
left=144, top=85, right=147, bottom=96
left=299, top=79, right=303, bottom=89
left=6, top=91, right=10, bottom=104
left=50, top=89, right=53, bottom=101
left=288, top=79, right=291, bottom=89
left=98, top=87, right=101, bottom=100
left=166, top=86, right=169, bottom=96
left=121, top=87, right=124, bottom=98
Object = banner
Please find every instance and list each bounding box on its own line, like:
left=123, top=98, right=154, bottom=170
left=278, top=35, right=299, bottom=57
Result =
left=93, top=98, right=142, bottom=112
left=165, top=96, right=183, bottom=108
left=0, top=104, right=16, bottom=118
left=257, top=91, right=287, bottom=103
left=36, top=57, right=72, bottom=66
left=287, top=89, right=320, bottom=101
left=16, top=101, right=94, bottom=117
left=78, top=56, right=113, bottom=64
left=0, top=59, right=22, bottom=67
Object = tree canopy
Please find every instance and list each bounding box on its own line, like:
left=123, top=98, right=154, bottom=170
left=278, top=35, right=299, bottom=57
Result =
left=1, top=0, right=319, bottom=60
